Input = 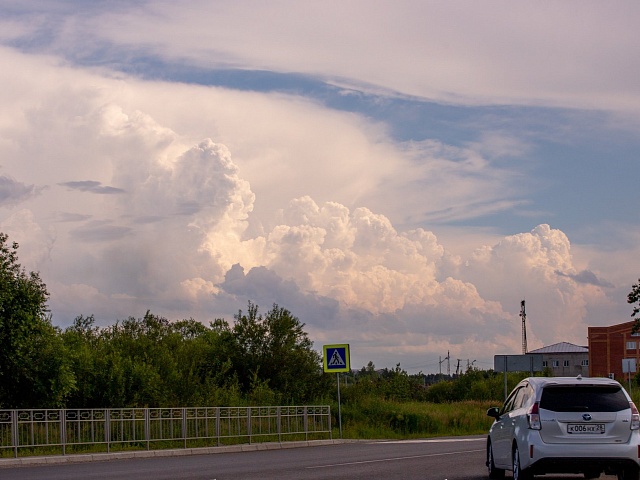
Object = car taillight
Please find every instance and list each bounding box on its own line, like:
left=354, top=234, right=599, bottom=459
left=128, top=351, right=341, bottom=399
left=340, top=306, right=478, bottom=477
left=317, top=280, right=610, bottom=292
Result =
left=528, top=401, right=541, bottom=430
left=630, top=402, right=640, bottom=431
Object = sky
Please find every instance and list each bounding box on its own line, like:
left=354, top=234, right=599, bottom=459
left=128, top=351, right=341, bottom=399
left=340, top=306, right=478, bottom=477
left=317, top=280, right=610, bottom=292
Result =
left=0, top=1, right=639, bottom=374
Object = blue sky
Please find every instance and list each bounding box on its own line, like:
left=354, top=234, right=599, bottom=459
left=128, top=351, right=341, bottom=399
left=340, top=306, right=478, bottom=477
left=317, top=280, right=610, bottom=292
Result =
left=0, top=1, right=639, bottom=373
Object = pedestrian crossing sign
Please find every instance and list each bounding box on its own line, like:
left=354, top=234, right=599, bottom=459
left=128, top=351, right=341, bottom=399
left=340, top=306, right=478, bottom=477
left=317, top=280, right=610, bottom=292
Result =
left=323, top=344, right=351, bottom=373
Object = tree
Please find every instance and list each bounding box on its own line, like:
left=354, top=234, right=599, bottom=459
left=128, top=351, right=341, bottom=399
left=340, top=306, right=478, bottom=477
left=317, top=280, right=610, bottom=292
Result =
left=62, top=312, right=243, bottom=408
left=629, top=279, right=640, bottom=334
left=0, top=233, right=75, bottom=407
left=630, top=279, right=640, bottom=318
left=224, top=302, right=329, bottom=403
left=260, top=303, right=328, bottom=402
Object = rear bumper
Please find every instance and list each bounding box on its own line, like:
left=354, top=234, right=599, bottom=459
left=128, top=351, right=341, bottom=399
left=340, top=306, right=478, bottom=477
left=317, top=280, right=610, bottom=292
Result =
left=526, top=440, right=640, bottom=475
left=530, top=456, right=639, bottom=476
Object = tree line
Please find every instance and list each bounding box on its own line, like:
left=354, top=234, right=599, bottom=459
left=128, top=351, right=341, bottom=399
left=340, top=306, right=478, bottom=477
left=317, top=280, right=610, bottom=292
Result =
left=3, top=232, right=640, bottom=409
left=0, top=232, right=504, bottom=409
left=3, top=302, right=331, bottom=409
left=0, top=233, right=330, bottom=408
left=61, top=305, right=331, bottom=408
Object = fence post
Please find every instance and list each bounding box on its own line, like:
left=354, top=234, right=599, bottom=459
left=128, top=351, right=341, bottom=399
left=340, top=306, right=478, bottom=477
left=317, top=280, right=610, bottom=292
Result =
left=11, top=410, right=18, bottom=458
left=304, top=406, right=309, bottom=441
left=60, top=409, right=66, bottom=455
left=328, top=405, right=332, bottom=440
left=105, top=409, right=110, bottom=453
left=247, top=408, right=252, bottom=444
left=145, top=408, right=150, bottom=450
left=215, top=407, right=220, bottom=447
left=182, top=408, right=187, bottom=449
left=277, top=406, right=281, bottom=443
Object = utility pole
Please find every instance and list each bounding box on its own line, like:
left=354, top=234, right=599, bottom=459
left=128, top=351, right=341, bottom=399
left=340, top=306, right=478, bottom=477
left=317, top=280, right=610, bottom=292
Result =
left=520, top=300, right=528, bottom=354
left=439, top=351, right=450, bottom=380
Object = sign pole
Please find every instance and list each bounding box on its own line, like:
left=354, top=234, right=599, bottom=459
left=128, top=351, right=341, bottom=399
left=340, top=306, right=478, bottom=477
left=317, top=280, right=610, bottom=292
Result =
left=623, top=358, right=636, bottom=396
left=504, top=356, right=508, bottom=401
left=336, top=373, right=342, bottom=439
left=323, top=344, right=350, bottom=441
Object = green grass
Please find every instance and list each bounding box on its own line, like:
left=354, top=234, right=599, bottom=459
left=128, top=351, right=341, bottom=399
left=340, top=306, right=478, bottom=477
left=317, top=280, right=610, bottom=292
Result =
left=338, top=397, right=495, bottom=439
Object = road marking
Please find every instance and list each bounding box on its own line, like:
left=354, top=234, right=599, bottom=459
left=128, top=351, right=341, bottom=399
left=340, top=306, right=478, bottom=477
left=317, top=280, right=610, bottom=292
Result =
left=380, top=438, right=485, bottom=444
left=306, top=449, right=484, bottom=469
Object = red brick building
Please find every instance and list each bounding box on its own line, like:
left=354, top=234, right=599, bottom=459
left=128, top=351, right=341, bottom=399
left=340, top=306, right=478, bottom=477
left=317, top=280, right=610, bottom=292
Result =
left=588, top=320, right=640, bottom=380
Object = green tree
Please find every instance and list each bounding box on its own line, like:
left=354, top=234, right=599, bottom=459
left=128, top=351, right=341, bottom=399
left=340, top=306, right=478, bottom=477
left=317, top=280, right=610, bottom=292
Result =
left=380, top=364, right=412, bottom=402
left=223, top=302, right=329, bottom=403
left=0, top=233, right=75, bottom=407
left=60, top=302, right=331, bottom=407
left=93, top=312, right=177, bottom=407
left=630, top=279, right=640, bottom=333
left=63, top=312, right=244, bottom=408
left=62, top=315, right=99, bottom=407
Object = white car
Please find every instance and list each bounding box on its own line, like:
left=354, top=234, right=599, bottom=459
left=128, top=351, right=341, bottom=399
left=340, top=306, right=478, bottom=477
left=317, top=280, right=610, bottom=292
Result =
left=486, top=376, right=640, bottom=480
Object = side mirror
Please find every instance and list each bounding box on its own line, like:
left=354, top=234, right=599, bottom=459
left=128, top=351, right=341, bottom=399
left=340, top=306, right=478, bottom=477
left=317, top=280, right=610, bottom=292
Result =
left=486, top=407, right=500, bottom=419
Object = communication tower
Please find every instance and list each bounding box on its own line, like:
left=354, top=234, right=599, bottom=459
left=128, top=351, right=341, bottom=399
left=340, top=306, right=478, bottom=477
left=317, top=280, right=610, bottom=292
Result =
left=520, top=300, right=528, bottom=354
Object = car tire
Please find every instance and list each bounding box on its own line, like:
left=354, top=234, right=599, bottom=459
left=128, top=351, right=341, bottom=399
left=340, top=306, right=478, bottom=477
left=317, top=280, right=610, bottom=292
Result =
left=487, top=441, right=505, bottom=479
left=513, top=445, right=532, bottom=480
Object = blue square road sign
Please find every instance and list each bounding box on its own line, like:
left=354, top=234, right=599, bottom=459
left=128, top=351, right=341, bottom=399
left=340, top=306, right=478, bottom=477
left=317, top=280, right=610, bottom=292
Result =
left=323, top=344, right=350, bottom=373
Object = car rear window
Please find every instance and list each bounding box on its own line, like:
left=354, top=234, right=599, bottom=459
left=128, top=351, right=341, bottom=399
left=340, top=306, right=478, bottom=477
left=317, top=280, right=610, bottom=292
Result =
left=540, top=385, right=629, bottom=412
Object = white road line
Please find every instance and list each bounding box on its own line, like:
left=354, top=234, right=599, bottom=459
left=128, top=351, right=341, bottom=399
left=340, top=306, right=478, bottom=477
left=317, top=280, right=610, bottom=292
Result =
left=306, top=449, right=485, bottom=469
left=380, top=438, right=485, bottom=444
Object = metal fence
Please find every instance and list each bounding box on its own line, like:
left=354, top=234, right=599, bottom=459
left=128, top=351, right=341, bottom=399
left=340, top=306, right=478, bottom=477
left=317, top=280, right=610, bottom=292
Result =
left=0, top=406, right=331, bottom=458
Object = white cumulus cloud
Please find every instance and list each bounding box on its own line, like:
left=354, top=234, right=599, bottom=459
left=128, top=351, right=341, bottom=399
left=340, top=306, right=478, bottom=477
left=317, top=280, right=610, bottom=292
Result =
left=0, top=41, right=635, bottom=372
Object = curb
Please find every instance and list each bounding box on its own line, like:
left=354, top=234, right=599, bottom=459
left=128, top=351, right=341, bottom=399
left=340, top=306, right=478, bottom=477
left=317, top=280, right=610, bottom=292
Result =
left=0, top=439, right=364, bottom=468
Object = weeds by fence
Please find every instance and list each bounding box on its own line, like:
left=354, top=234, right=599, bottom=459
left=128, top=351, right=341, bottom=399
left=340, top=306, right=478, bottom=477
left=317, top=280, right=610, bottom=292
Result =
left=0, top=406, right=331, bottom=458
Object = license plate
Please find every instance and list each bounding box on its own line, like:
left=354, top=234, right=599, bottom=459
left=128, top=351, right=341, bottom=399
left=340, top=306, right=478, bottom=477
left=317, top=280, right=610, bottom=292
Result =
left=567, top=423, right=605, bottom=434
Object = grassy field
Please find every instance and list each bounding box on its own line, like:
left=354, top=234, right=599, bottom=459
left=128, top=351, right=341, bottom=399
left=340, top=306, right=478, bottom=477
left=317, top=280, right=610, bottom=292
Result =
left=338, top=397, right=496, bottom=439
left=337, top=385, right=640, bottom=440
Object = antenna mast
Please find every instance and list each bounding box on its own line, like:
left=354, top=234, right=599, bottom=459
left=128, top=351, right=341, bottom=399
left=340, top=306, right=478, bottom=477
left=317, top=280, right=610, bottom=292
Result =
left=520, top=300, right=528, bottom=354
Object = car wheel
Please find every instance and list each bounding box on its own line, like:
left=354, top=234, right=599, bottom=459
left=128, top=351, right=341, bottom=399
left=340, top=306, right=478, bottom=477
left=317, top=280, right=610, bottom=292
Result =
left=512, top=446, right=532, bottom=480
left=487, top=441, right=505, bottom=479
left=617, top=466, right=640, bottom=480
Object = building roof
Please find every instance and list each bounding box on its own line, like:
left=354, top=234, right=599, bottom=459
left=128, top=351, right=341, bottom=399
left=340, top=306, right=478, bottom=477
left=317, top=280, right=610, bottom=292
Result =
left=528, top=342, right=588, bottom=354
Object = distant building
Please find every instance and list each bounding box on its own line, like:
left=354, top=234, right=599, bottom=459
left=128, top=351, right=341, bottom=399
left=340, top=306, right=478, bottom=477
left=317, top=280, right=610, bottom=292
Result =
left=528, top=342, right=589, bottom=377
left=588, top=321, right=640, bottom=380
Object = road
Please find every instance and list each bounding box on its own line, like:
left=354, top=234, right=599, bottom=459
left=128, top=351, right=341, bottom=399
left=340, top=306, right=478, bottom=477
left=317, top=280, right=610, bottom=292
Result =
left=0, top=436, right=619, bottom=480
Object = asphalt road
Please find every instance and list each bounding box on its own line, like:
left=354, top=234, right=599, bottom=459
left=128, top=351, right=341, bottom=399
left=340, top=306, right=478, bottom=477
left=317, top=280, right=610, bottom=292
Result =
left=0, top=436, right=620, bottom=480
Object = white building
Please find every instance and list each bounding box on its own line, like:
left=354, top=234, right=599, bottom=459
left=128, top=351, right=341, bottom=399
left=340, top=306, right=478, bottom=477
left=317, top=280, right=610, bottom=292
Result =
left=528, top=342, right=589, bottom=377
